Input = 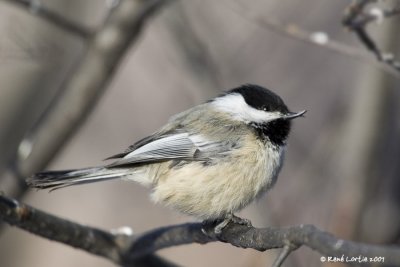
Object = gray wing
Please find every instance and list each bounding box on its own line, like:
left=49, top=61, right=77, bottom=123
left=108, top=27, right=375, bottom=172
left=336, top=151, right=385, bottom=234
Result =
left=106, top=132, right=223, bottom=168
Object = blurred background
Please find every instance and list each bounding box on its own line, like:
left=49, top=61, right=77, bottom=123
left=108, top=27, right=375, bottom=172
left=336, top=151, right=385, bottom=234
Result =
left=0, top=0, right=399, bottom=266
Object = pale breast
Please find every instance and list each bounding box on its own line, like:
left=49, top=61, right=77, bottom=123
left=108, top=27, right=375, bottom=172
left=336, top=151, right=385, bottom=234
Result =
left=150, top=136, right=284, bottom=220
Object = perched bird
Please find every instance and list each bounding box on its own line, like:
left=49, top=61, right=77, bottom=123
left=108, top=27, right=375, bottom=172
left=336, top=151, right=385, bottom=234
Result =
left=28, top=84, right=305, bottom=231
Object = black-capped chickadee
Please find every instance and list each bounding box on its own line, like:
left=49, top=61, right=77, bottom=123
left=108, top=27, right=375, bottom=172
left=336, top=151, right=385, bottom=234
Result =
left=28, top=84, right=305, bottom=230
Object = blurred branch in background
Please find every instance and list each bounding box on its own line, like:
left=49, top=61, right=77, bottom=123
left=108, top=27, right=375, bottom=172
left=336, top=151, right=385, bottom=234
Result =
left=1, top=194, right=400, bottom=267
left=331, top=0, right=400, bottom=243
left=0, top=0, right=171, bottom=199
left=1, top=1, right=399, bottom=266
left=165, top=2, right=222, bottom=97
left=2, top=0, right=93, bottom=38
left=343, top=0, right=400, bottom=72
left=226, top=1, right=400, bottom=79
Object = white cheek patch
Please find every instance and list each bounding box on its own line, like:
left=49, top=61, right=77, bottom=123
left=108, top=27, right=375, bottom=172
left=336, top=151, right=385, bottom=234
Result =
left=212, top=94, right=282, bottom=123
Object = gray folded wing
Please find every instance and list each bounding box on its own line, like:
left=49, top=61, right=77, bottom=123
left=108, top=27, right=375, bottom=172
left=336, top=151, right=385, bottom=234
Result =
left=106, top=133, right=215, bottom=167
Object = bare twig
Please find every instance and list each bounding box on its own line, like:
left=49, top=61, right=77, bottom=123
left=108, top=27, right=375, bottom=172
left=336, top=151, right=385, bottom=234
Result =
left=0, top=0, right=170, bottom=233
left=0, top=194, right=177, bottom=267
left=343, top=0, right=400, bottom=72
left=1, top=194, right=400, bottom=266
left=271, top=244, right=298, bottom=267
left=343, top=0, right=400, bottom=28
left=0, top=0, right=170, bottom=211
left=2, top=0, right=93, bottom=38
left=224, top=2, right=400, bottom=79
left=11, top=0, right=171, bottom=180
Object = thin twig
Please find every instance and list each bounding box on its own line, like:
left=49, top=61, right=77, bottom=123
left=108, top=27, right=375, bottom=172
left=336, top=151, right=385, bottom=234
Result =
left=0, top=0, right=171, bottom=235
left=271, top=244, right=298, bottom=267
left=2, top=0, right=93, bottom=38
left=343, top=0, right=400, bottom=72
left=1, top=195, right=400, bottom=266
left=13, top=0, right=171, bottom=179
left=225, top=2, right=400, bottom=79
left=0, top=0, right=170, bottom=212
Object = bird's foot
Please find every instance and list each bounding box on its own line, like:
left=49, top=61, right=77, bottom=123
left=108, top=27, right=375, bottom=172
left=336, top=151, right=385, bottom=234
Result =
left=213, top=214, right=252, bottom=235
left=230, top=214, right=252, bottom=227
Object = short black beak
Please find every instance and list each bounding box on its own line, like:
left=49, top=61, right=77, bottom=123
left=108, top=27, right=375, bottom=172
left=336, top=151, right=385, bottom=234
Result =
left=282, top=110, right=307, bottom=120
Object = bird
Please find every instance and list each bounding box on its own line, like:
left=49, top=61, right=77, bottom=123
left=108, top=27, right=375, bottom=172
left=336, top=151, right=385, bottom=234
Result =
left=27, top=84, right=305, bottom=231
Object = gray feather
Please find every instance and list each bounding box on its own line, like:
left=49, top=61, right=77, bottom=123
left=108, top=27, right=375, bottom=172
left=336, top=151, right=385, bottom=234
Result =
left=107, top=133, right=216, bottom=167
left=27, top=167, right=130, bottom=191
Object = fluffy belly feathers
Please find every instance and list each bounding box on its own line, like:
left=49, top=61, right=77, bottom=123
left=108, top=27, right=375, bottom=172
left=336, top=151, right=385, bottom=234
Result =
left=147, top=142, right=284, bottom=220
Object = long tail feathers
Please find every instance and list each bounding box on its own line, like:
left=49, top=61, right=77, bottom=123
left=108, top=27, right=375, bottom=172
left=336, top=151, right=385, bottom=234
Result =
left=27, top=167, right=130, bottom=191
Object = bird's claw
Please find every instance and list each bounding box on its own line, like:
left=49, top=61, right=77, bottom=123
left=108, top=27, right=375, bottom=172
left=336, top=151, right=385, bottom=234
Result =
left=213, top=214, right=252, bottom=235
left=230, top=215, right=252, bottom=227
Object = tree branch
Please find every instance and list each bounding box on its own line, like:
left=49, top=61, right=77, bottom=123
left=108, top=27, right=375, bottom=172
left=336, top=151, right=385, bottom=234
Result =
left=225, top=2, right=400, bottom=79
left=2, top=0, right=93, bottom=38
left=271, top=244, right=298, bottom=267
left=343, top=0, right=400, bottom=72
left=0, top=194, right=177, bottom=267
left=10, top=0, right=171, bottom=182
left=0, top=0, right=171, bottom=224
left=1, top=194, right=399, bottom=266
left=0, top=0, right=171, bottom=239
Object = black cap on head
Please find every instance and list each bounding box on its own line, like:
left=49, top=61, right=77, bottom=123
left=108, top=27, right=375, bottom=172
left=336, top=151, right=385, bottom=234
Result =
left=228, top=84, right=289, bottom=113
left=222, top=84, right=293, bottom=146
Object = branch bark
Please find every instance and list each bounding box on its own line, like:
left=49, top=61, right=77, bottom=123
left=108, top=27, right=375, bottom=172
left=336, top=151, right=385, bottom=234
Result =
left=0, top=1, right=171, bottom=250
left=0, top=194, right=177, bottom=267
left=1, top=194, right=399, bottom=266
